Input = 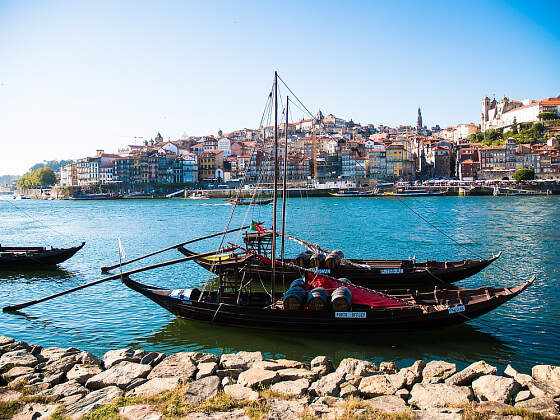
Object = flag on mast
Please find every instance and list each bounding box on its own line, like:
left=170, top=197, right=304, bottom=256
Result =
left=118, top=237, right=126, bottom=260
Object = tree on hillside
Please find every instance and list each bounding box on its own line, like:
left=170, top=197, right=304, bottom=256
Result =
left=29, top=159, right=74, bottom=173
left=17, top=167, right=57, bottom=188
left=513, top=168, right=535, bottom=182
left=512, top=117, right=518, bottom=134
left=538, top=111, right=557, bottom=121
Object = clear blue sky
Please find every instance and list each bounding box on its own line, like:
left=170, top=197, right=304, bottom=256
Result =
left=1, top=0, right=559, bottom=174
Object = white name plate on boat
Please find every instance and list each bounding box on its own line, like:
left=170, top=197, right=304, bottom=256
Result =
left=380, top=268, right=403, bottom=274
left=448, top=305, right=465, bottom=314
left=314, top=268, right=331, bottom=274
left=335, top=312, right=366, bottom=319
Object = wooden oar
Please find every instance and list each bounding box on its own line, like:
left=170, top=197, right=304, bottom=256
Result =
left=3, top=247, right=235, bottom=312
left=100, top=225, right=250, bottom=273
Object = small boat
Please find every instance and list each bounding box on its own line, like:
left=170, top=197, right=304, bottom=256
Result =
left=329, top=190, right=376, bottom=197
left=122, top=270, right=534, bottom=331
left=69, top=193, right=120, bottom=200
left=178, top=244, right=502, bottom=287
left=0, top=242, right=85, bottom=268
left=13, top=194, right=27, bottom=200
left=227, top=198, right=273, bottom=205
left=123, top=192, right=154, bottom=199
left=186, top=192, right=210, bottom=199
left=384, top=189, right=445, bottom=197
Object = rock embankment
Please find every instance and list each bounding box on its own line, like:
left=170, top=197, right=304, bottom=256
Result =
left=1, top=335, right=559, bottom=419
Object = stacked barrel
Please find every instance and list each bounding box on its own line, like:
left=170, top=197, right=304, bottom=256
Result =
left=283, top=278, right=353, bottom=312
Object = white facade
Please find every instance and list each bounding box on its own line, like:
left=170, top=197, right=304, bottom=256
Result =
left=217, top=137, right=231, bottom=157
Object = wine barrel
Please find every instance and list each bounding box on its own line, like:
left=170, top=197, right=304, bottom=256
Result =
left=290, top=278, right=306, bottom=289
left=306, top=287, right=329, bottom=311
left=310, top=253, right=326, bottom=268
left=295, top=251, right=312, bottom=267
left=325, top=250, right=344, bottom=269
left=331, top=286, right=352, bottom=311
left=337, top=277, right=351, bottom=284
left=283, top=287, right=307, bottom=310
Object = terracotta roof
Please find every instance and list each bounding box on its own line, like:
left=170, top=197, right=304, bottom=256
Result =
left=460, top=159, right=477, bottom=164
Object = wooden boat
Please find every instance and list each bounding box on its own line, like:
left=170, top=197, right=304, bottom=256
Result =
left=122, top=272, right=534, bottom=331
left=0, top=242, right=85, bottom=268
left=329, top=190, right=376, bottom=197
left=177, top=245, right=502, bottom=287
left=384, top=189, right=445, bottom=197
left=187, top=192, right=210, bottom=199
left=227, top=198, right=273, bottom=205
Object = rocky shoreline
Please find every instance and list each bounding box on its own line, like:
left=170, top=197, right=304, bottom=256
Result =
left=1, top=336, right=559, bottom=419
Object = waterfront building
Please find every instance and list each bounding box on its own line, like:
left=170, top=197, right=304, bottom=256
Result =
left=217, top=137, right=232, bottom=157
left=367, top=149, right=387, bottom=179
left=199, top=150, right=224, bottom=180
left=481, top=96, right=560, bottom=131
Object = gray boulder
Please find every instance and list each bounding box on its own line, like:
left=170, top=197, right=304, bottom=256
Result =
left=503, top=364, right=533, bottom=387
left=408, top=383, right=473, bottom=409
left=276, top=367, right=317, bottom=382
left=39, top=347, right=80, bottom=362
left=85, top=361, right=151, bottom=390
left=66, top=364, right=102, bottom=385
left=119, top=404, right=162, bottom=420
left=196, top=362, right=218, bottom=380
left=358, top=373, right=406, bottom=397
left=397, top=360, right=425, bottom=388
left=531, top=365, right=560, bottom=397
left=379, top=361, right=399, bottom=374
left=0, top=350, right=38, bottom=373
left=445, top=360, right=497, bottom=386
left=270, top=378, right=309, bottom=396
left=267, top=397, right=307, bottom=420
left=147, top=352, right=197, bottom=381
left=363, top=395, right=408, bottom=412
left=184, top=375, right=220, bottom=405
left=127, top=377, right=180, bottom=398
left=515, top=396, right=560, bottom=416
left=471, top=375, right=521, bottom=403
left=514, top=389, right=531, bottom=403
left=219, top=351, right=263, bottom=370
left=64, top=385, right=122, bottom=418
left=339, top=383, right=358, bottom=398
left=2, top=366, right=34, bottom=382
left=186, top=351, right=219, bottom=364
left=39, top=380, right=88, bottom=401
left=237, top=367, right=278, bottom=388
left=140, top=352, right=166, bottom=367
left=309, top=372, right=345, bottom=397
left=253, top=359, right=305, bottom=371
left=336, top=358, right=377, bottom=378
left=224, top=383, right=259, bottom=401
left=102, top=348, right=147, bottom=369
left=0, top=336, right=15, bottom=346
left=310, top=355, right=333, bottom=375
left=422, top=360, right=456, bottom=384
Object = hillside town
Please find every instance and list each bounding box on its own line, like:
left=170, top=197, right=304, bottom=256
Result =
left=54, top=96, right=560, bottom=188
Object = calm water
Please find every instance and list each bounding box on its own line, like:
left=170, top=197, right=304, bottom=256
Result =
left=1, top=195, right=559, bottom=373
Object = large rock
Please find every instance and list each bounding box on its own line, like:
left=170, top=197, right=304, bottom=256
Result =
left=0, top=350, right=38, bottom=373
left=514, top=390, right=531, bottom=403
left=140, top=352, right=166, bottom=367
left=363, top=394, right=408, bottom=412
left=77, top=351, right=102, bottom=366
left=504, top=364, right=533, bottom=387
left=64, top=386, right=123, bottom=418
left=336, top=358, right=377, bottom=378
left=2, top=366, right=34, bottom=382
left=358, top=373, right=406, bottom=397
left=422, top=361, right=456, bottom=384
left=187, top=409, right=249, bottom=419
left=196, top=362, right=218, bottom=380
left=39, top=347, right=80, bottom=362
left=532, top=365, right=560, bottom=397
left=276, top=368, right=317, bottom=382
left=397, top=360, right=425, bottom=388
left=184, top=375, right=220, bottom=405
left=215, top=368, right=243, bottom=379
left=102, top=348, right=147, bottom=369
left=412, top=408, right=463, bottom=420
left=271, top=378, right=309, bottom=396
left=267, top=397, right=307, bottom=420
left=148, top=352, right=197, bottom=381
left=66, top=363, right=102, bottom=385
left=339, top=383, right=358, bottom=398
left=127, top=377, right=180, bottom=397
left=0, top=390, right=22, bottom=403
left=119, top=404, right=162, bottom=420
left=445, top=360, right=497, bottom=386
left=0, top=341, right=31, bottom=356
left=408, top=383, right=473, bottom=409
left=85, top=361, right=152, bottom=390
left=39, top=380, right=88, bottom=401
left=379, top=361, right=399, bottom=374
left=186, top=352, right=219, bottom=364
left=219, top=351, right=263, bottom=370
left=237, top=367, right=278, bottom=388
left=253, top=359, right=305, bottom=371
left=224, top=383, right=259, bottom=401
left=11, top=403, right=58, bottom=420
left=472, top=375, right=521, bottom=403
left=0, top=336, right=15, bottom=346
left=309, top=372, right=345, bottom=397
left=515, top=396, right=560, bottom=416
left=310, top=355, right=334, bottom=375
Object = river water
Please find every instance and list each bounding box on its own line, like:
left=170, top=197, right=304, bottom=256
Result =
left=1, top=195, right=558, bottom=373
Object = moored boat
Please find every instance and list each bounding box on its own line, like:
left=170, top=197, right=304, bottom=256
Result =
left=384, top=189, right=445, bottom=197
left=227, top=198, right=273, bottom=205
left=0, top=242, right=85, bottom=268
left=329, top=190, right=376, bottom=197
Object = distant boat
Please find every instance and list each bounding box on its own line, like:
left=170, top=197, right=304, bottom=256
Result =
left=0, top=242, right=85, bottom=268
left=186, top=192, right=210, bottom=199
left=123, top=192, right=154, bottom=199
left=13, top=194, right=27, bottom=200
left=227, top=198, right=272, bottom=205
left=69, top=193, right=120, bottom=200
left=329, top=190, right=376, bottom=197
left=384, top=189, right=445, bottom=197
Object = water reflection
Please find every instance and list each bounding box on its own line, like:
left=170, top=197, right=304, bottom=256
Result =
left=0, top=267, right=75, bottom=281
left=136, top=317, right=515, bottom=371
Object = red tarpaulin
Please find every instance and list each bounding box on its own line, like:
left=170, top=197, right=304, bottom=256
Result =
left=305, top=271, right=407, bottom=308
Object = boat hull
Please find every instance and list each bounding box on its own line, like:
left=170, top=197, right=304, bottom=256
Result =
left=177, top=247, right=500, bottom=287
left=122, top=276, right=533, bottom=332
left=0, top=242, right=85, bottom=268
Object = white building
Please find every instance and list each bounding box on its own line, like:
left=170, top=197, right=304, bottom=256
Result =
left=217, top=137, right=232, bottom=158
left=482, top=96, right=560, bottom=131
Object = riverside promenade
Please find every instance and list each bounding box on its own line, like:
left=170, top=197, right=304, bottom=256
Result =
left=1, top=336, right=559, bottom=419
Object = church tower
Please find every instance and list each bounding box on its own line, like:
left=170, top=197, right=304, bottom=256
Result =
left=417, top=107, right=423, bottom=130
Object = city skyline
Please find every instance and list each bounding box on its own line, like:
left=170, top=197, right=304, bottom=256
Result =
left=1, top=0, right=559, bottom=175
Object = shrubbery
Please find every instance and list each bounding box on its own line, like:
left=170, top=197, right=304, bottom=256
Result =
left=513, top=168, right=535, bottom=182
left=16, top=167, right=57, bottom=188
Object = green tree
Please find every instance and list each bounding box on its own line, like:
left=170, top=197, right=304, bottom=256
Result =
left=511, top=117, right=518, bottom=134
left=538, top=111, right=557, bottom=121
left=16, top=167, right=57, bottom=188
left=513, top=168, right=535, bottom=182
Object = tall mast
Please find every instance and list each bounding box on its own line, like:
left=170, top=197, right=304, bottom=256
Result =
left=271, top=71, right=279, bottom=303
left=281, top=96, right=289, bottom=264
left=313, top=128, right=317, bottom=179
